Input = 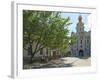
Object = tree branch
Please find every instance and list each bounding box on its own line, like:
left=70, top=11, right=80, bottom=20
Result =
left=23, top=47, right=28, bottom=51
left=35, top=46, right=45, bottom=54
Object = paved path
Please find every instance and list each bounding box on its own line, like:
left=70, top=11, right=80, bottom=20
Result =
left=60, top=57, right=91, bottom=67
left=24, top=57, right=91, bottom=69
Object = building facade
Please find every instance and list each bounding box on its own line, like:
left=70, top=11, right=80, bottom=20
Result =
left=70, top=15, right=91, bottom=57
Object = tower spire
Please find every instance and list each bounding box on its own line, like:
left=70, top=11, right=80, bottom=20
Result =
left=78, top=15, right=82, bottom=22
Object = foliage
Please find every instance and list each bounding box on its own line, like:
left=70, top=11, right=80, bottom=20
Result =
left=23, top=10, right=75, bottom=62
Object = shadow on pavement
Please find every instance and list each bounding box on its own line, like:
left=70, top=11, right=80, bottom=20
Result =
left=78, top=57, right=90, bottom=59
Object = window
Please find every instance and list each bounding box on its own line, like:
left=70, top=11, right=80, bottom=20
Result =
left=87, top=40, right=89, bottom=43
left=80, top=40, right=82, bottom=44
left=40, top=49, right=43, bottom=55
left=80, top=45, right=82, bottom=48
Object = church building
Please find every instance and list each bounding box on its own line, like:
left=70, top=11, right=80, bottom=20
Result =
left=70, top=15, right=91, bottom=57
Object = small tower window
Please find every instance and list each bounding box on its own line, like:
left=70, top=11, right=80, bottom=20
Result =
left=80, top=40, right=82, bottom=44
left=87, top=40, right=89, bottom=43
left=80, top=45, right=82, bottom=48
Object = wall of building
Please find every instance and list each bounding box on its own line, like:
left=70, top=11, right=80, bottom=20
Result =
left=71, top=16, right=91, bottom=57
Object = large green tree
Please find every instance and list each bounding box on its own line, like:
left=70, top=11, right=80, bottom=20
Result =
left=23, top=10, right=74, bottom=63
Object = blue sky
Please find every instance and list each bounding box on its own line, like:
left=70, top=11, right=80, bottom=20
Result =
left=61, top=12, right=90, bottom=34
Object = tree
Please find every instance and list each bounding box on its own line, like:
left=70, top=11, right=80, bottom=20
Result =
left=23, top=10, right=74, bottom=63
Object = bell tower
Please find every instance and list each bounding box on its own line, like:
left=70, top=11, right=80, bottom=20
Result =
left=76, top=15, right=85, bottom=57
left=76, top=15, right=84, bottom=33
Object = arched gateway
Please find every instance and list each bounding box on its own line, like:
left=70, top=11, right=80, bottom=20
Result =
left=79, top=50, right=84, bottom=57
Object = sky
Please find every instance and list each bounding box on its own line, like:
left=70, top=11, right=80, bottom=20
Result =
left=61, top=12, right=90, bottom=35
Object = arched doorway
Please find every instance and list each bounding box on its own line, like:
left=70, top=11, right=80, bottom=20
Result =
left=79, top=50, right=84, bottom=57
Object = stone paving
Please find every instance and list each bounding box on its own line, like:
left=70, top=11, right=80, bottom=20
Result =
left=60, top=57, right=91, bottom=67
left=23, top=57, right=91, bottom=69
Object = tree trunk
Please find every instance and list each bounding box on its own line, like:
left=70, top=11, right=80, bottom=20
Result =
left=30, top=55, right=33, bottom=63
left=29, top=41, right=45, bottom=64
left=28, top=44, right=33, bottom=63
left=30, top=48, right=45, bottom=63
